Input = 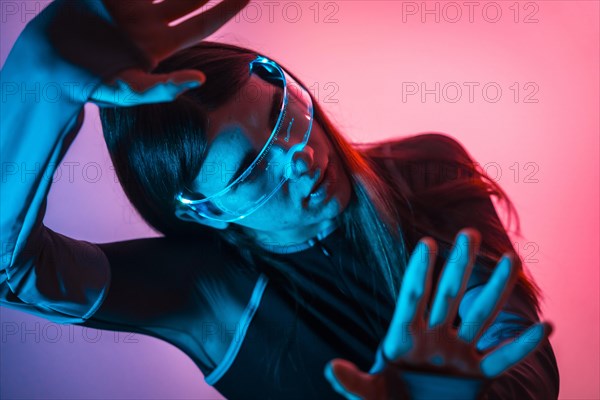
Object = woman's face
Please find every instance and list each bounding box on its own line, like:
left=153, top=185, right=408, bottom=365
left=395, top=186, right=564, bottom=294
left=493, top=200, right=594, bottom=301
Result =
left=190, top=74, right=352, bottom=243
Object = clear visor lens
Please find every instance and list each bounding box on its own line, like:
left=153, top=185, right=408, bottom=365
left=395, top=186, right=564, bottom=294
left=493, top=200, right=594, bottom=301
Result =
left=176, top=56, right=314, bottom=222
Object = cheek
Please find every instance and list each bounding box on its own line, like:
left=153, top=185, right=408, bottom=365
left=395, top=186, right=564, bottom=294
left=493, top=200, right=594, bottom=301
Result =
left=313, top=125, right=330, bottom=154
left=339, top=162, right=352, bottom=191
left=239, top=197, right=299, bottom=229
left=328, top=161, right=352, bottom=216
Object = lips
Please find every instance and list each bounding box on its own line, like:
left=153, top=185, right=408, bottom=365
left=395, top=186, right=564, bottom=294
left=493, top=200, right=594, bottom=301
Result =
left=308, top=161, right=329, bottom=197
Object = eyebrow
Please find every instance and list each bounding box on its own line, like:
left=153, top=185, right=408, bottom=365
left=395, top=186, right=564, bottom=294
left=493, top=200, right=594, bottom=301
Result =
left=224, top=88, right=282, bottom=187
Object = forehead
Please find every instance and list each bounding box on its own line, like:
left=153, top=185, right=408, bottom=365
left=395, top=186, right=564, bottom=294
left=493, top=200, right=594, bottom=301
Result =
left=206, top=74, right=276, bottom=143
left=193, top=75, right=278, bottom=195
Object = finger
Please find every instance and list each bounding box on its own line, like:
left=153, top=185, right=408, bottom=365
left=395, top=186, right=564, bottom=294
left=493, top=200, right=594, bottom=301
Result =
left=171, top=0, right=251, bottom=49
left=154, top=0, right=211, bottom=22
left=382, top=238, right=437, bottom=360
left=325, top=359, right=372, bottom=400
left=156, top=69, right=207, bottom=85
left=92, top=69, right=205, bottom=107
left=428, top=228, right=481, bottom=329
left=457, top=253, right=519, bottom=344
left=480, top=322, right=554, bottom=378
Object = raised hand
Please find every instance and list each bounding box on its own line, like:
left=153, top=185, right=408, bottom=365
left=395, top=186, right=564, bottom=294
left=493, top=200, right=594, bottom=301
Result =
left=91, top=0, right=250, bottom=106
left=325, top=228, right=554, bottom=399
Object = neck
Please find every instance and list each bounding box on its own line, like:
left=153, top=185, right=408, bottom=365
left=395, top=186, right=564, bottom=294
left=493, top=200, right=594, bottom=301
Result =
left=245, top=217, right=339, bottom=249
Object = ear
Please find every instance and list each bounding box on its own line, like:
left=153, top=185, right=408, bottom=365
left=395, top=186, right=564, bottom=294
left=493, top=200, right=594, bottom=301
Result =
left=174, top=207, right=230, bottom=230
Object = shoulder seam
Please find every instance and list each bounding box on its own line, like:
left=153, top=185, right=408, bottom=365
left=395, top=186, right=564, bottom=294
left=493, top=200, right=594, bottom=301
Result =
left=204, top=273, right=269, bottom=386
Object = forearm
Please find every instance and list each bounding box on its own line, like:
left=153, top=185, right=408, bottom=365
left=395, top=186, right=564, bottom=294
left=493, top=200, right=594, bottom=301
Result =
left=0, top=2, right=104, bottom=321
left=1, top=4, right=95, bottom=272
left=1, top=0, right=151, bottom=269
left=0, top=0, right=145, bottom=322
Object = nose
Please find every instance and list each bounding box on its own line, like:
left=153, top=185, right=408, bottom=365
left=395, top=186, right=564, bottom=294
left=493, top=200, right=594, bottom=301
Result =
left=284, top=144, right=315, bottom=181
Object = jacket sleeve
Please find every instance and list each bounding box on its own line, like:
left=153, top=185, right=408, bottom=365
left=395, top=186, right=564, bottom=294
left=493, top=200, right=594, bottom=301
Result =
left=0, top=1, right=262, bottom=379
left=368, top=133, right=560, bottom=399
left=0, top=0, right=151, bottom=324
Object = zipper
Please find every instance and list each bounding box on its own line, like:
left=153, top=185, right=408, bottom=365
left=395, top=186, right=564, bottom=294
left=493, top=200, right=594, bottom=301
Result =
left=307, top=238, right=331, bottom=257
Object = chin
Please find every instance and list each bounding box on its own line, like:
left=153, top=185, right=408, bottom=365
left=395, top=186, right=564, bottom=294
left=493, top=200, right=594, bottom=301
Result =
left=319, top=192, right=349, bottom=221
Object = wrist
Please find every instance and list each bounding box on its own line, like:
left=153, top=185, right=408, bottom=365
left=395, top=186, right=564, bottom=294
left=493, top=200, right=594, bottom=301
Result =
left=370, top=343, right=490, bottom=400
left=397, top=370, right=486, bottom=400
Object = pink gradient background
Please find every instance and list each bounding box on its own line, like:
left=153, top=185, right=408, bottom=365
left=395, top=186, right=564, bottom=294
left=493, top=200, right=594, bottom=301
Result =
left=1, top=1, right=598, bottom=399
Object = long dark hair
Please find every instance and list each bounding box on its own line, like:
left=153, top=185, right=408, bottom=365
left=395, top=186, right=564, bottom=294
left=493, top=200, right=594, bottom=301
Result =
left=99, top=42, right=542, bottom=379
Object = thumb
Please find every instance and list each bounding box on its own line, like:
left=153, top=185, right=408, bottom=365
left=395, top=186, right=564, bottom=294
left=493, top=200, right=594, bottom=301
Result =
left=91, top=69, right=206, bottom=107
left=325, top=359, right=375, bottom=400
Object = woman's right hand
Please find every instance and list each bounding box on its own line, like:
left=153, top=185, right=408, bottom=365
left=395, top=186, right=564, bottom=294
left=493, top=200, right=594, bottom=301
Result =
left=90, top=0, right=250, bottom=107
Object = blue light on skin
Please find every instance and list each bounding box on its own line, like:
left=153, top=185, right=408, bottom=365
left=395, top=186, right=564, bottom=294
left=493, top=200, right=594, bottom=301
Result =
left=324, top=363, right=362, bottom=400
left=175, top=74, right=352, bottom=247
left=430, top=354, right=444, bottom=366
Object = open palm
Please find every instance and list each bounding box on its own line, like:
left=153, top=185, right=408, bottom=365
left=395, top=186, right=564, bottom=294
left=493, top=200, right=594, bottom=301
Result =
left=326, top=228, right=553, bottom=399
left=91, top=0, right=250, bottom=106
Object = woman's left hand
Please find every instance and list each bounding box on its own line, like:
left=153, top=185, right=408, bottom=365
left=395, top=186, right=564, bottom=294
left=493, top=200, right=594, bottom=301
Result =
left=324, top=228, right=554, bottom=399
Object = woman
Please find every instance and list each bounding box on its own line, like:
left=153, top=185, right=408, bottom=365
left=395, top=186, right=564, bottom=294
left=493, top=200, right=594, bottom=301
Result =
left=1, top=0, right=559, bottom=399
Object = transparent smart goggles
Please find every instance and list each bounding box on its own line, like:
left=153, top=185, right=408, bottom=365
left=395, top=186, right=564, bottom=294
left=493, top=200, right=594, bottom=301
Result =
left=175, top=55, right=314, bottom=222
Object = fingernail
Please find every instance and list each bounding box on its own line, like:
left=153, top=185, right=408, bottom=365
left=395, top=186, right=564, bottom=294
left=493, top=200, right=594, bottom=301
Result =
left=530, top=323, right=545, bottom=342
left=417, top=241, right=429, bottom=264
left=183, top=81, right=202, bottom=89
left=324, top=362, right=334, bottom=379
left=497, top=254, right=512, bottom=278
